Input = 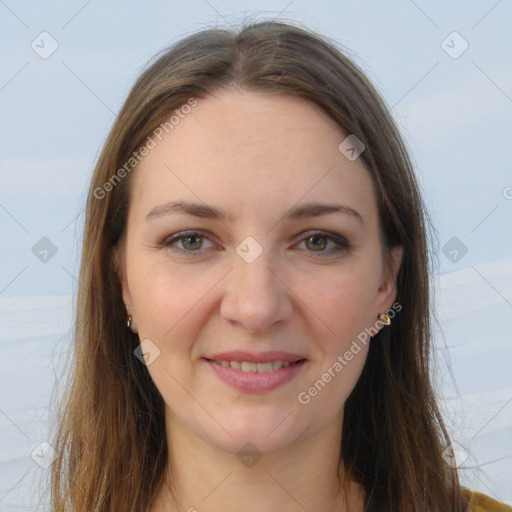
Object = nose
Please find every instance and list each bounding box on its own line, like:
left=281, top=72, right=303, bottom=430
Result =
left=220, top=247, right=294, bottom=335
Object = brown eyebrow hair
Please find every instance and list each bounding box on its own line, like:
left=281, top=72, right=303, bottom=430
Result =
left=145, top=200, right=364, bottom=225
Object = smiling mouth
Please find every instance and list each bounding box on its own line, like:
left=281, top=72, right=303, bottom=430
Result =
left=203, top=357, right=307, bottom=393
left=204, top=358, right=307, bottom=373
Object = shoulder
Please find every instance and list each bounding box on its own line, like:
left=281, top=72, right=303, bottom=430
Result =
left=462, top=488, right=512, bottom=512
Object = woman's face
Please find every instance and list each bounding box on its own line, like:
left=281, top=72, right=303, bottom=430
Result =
left=119, top=89, right=402, bottom=455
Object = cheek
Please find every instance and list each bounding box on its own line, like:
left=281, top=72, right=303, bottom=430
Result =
left=127, top=255, right=225, bottom=346
left=303, top=262, right=381, bottom=346
left=128, top=262, right=213, bottom=393
left=297, top=269, right=376, bottom=412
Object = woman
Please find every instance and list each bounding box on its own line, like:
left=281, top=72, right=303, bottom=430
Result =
left=50, top=20, right=511, bottom=512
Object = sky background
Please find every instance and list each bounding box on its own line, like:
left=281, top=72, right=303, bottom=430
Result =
left=0, top=0, right=511, bottom=509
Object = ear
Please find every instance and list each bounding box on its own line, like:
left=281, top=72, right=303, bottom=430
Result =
left=112, top=245, right=138, bottom=333
left=374, top=245, right=403, bottom=317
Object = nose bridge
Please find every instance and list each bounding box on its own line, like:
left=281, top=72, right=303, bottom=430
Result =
left=220, top=238, right=293, bottom=333
left=235, top=246, right=278, bottom=296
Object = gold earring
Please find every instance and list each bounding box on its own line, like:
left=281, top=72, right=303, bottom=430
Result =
left=127, top=315, right=133, bottom=329
left=379, top=313, right=391, bottom=326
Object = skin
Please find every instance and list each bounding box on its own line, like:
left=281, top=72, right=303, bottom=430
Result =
left=118, top=89, right=403, bottom=512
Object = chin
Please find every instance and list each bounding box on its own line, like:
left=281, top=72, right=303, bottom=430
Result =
left=214, top=431, right=299, bottom=459
left=204, top=411, right=305, bottom=457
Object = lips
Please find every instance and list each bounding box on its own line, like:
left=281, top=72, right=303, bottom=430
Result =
left=204, top=350, right=306, bottom=363
left=210, top=360, right=301, bottom=372
left=202, top=350, right=307, bottom=393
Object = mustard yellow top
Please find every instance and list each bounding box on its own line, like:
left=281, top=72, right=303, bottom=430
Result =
left=464, top=489, right=512, bottom=512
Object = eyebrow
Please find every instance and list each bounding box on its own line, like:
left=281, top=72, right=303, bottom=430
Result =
left=145, top=200, right=364, bottom=225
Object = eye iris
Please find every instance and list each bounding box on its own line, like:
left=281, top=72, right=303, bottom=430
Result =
left=183, top=234, right=202, bottom=250
left=306, top=235, right=327, bottom=251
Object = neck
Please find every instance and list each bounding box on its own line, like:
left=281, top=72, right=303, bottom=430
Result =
left=150, top=408, right=365, bottom=512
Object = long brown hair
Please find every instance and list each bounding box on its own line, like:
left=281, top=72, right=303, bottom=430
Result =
left=50, top=19, right=468, bottom=511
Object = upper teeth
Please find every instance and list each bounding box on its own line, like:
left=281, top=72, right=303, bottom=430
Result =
left=214, top=360, right=294, bottom=372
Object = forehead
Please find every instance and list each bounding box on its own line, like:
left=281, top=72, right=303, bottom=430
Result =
left=130, top=89, right=378, bottom=225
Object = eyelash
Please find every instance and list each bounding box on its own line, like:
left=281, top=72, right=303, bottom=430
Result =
left=159, top=230, right=351, bottom=258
